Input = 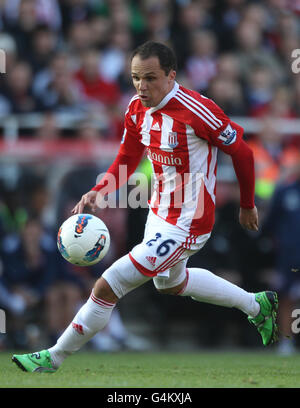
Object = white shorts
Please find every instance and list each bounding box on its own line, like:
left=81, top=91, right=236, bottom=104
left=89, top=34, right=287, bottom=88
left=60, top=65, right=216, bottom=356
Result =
left=102, top=211, right=211, bottom=297
left=129, top=210, right=210, bottom=279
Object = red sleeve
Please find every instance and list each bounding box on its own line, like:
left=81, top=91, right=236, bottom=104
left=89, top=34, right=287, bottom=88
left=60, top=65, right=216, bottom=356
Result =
left=190, top=96, right=254, bottom=207
left=230, top=140, right=255, bottom=209
left=119, top=106, right=144, bottom=156
left=194, top=97, right=243, bottom=155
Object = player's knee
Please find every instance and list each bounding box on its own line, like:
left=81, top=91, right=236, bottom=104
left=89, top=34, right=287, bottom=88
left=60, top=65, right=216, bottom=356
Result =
left=100, top=254, right=151, bottom=300
left=93, top=277, right=119, bottom=304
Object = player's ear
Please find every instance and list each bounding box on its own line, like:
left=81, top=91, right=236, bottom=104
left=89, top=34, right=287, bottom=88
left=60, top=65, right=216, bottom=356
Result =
left=168, top=70, right=176, bottom=81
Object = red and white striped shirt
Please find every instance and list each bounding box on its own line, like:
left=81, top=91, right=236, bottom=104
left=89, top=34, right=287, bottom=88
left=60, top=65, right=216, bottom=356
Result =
left=119, top=82, right=244, bottom=235
left=93, top=82, right=254, bottom=236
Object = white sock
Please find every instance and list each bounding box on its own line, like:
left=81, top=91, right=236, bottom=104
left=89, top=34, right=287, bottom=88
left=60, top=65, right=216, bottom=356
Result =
left=48, top=291, right=116, bottom=368
left=180, top=268, right=259, bottom=317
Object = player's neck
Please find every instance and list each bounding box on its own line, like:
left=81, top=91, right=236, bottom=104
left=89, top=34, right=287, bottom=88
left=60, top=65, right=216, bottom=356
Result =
left=150, top=81, right=178, bottom=110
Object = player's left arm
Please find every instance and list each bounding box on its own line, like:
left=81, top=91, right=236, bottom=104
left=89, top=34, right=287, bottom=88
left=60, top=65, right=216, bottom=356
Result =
left=197, top=100, right=257, bottom=231
left=230, top=139, right=258, bottom=231
left=215, top=121, right=258, bottom=231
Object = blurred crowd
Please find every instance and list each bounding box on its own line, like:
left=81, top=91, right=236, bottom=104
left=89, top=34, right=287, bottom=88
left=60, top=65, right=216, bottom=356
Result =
left=0, top=0, right=299, bottom=137
left=0, top=0, right=300, bottom=353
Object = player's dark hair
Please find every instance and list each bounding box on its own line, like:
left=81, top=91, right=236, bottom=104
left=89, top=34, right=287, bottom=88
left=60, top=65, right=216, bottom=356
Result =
left=131, top=41, right=177, bottom=75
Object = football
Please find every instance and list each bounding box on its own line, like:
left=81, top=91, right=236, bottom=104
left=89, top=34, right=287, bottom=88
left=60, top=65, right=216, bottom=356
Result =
left=57, top=214, right=110, bottom=266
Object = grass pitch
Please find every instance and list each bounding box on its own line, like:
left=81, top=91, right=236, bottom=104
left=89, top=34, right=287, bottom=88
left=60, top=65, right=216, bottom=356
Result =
left=1, top=350, right=300, bottom=388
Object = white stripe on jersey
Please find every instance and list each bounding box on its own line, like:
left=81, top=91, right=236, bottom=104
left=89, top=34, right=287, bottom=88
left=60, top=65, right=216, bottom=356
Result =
left=204, top=147, right=217, bottom=204
left=175, top=124, right=207, bottom=231
left=125, top=94, right=139, bottom=115
left=121, top=128, right=126, bottom=144
left=140, top=110, right=153, bottom=146
left=177, top=89, right=223, bottom=127
left=175, top=92, right=222, bottom=130
left=174, top=95, right=219, bottom=130
left=150, top=178, right=158, bottom=209
left=157, top=164, right=177, bottom=219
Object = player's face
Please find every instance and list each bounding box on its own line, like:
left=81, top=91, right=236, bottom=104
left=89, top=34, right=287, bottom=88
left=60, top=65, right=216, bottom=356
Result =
left=131, top=55, right=176, bottom=107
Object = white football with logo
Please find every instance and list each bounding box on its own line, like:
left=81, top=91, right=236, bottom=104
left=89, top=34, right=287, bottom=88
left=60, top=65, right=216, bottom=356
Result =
left=57, top=214, right=110, bottom=266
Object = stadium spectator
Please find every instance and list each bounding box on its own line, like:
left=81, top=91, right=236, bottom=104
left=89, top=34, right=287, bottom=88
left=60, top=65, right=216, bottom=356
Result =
left=33, top=51, right=71, bottom=98
left=143, top=1, right=172, bottom=44
left=234, top=19, right=284, bottom=83
left=92, top=0, right=146, bottom=44
left=245, top=65, right=276, bottom=113
left=28, top=24, right=59, bottom=74
left=261, top=160, right=300, bottom=354
left=251, top=85, right=296, bottom=120
left=32, top=52, right=84, bottom=114
left=99, top=27, right=133, bottom=82
left=2, top=61, right=41, bottom=114
left=170, top=1, right=211, bottom=70
left=87, top=15, right=111, bottom=50
left=59, top=0, right=93, bottom=35
left=184, top=29, right=218, bottom=93
left=206, top=52, right=247, bottom=115
left=74, top=48, right=121, bottom=107
left=212, top=0, right=245, bottom=52
left=207, top=76, right=246, bottom=116
left=0, top=218, right=63, bottom=347
left=216, top=52, right=241, bottom=83
left=247, top=115, right=300, bottom=201
left=108, top=0, right=132, bottom=31
left=66, top=20, right=95, bottom=65
left=241, top=2, right=268, bottom=30
left=3, top=0, right=61, bottom=31
left=0, top=184, right=27, bottom=236
left=5, top=0, right=61, bottom=63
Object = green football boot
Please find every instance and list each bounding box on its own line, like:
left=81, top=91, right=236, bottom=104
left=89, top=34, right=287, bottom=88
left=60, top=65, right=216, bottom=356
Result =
left=12, top=350, right=56, bottom=373
left=248, top=291, right=279, bottom=346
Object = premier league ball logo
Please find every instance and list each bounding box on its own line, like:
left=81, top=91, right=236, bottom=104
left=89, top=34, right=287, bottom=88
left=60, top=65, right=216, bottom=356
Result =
left=218, top=124, right=237, bottom=146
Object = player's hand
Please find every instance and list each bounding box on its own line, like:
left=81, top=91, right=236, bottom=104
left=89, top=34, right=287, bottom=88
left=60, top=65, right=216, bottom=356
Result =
left=239, top=206, right=259, bottom=231
left=71, top=190, right=98, bottom=214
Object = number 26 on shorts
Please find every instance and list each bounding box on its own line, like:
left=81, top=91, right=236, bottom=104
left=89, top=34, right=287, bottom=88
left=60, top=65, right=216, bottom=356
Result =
left=146, top=233, right=176, bottom=257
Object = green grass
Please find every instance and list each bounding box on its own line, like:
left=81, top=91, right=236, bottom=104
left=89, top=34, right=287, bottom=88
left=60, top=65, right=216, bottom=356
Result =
left=1, top=350, right=300, bottom=388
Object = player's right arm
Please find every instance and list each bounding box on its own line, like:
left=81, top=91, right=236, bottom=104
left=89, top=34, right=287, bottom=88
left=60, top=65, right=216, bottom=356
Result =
left=72, top=102, right=145, bottom=214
